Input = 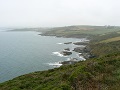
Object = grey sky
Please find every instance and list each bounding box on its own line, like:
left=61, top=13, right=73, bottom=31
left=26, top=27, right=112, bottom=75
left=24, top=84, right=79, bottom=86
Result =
left=0, top=0, right=120, bottom=27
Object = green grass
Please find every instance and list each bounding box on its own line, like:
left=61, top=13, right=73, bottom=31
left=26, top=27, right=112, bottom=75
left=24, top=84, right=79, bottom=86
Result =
left=42, top=25, right=120, bottom=38
left=0, top=52, right=120, bottom=90
left=0, top=26, right=120, bottom=90
left=99, top=36, right=120, bottom=43
left=0, top=38, right=120, bottom=89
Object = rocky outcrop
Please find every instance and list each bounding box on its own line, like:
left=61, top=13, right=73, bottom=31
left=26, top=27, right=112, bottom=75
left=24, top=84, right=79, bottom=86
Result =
left=61, top=60, right=77, bottom=65
left=73, top=46, right=90, bottom=53
left=60, top=51, right=72, bottom=56
left=64, top=48, right=70, bottom=51
left=73, top=47, right=85, bottom=53
left=79, top=53, right=95, bottom=59
left=64, top=42, right=72, bottom=44
left=73, top=41, right=89, bottom=45
left=61, top=58, right=78, bottom=65
left=73, top=46, right=95, bottom=59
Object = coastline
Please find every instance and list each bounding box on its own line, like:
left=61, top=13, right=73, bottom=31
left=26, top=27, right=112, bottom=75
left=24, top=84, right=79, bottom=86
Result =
left=0, top=30, right=92, bottom=83
left=8, top=29, right=93, bottom=67
left=41, top=34, right=93, bottom=67
left=1, top=26, right=120, bottom=89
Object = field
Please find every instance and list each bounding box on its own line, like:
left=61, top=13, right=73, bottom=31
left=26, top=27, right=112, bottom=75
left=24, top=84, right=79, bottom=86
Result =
left=42, top=25, right=120, bottom=38
left=100, top=36, right=120, bottom=43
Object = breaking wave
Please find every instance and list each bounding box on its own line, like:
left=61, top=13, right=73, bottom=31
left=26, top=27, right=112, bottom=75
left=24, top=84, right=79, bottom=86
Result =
left=52, top=52, right=68, bottom=57
left=48, top=62, right=62, bottom=67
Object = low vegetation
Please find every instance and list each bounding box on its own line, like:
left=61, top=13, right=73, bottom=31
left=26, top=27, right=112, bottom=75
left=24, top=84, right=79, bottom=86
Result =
left=99, top=36, right=120, bottom=43
left=0, top=52, right=120, bottom=90
left=41, top=25, right=120, bottom=38
left=0, top=25, right=120, bottom=90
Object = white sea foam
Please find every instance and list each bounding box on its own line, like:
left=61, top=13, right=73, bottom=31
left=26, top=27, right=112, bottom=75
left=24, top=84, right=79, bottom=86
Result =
left=66, top=57, right=78, bottom=61
left=48, top=62, right=62, bottom=67
left=52, top=52, right=64, bottom=57
left=75, top=38, right=90, bottom=42
left=78, top=53, right=82, bottom=55
left=52, top=52, right=68, bottom=57
left=78, top=45, right=86, bottom=47
left=79, top=56, right=86, bottom=61
left=57, top=43, right=63, bottom=45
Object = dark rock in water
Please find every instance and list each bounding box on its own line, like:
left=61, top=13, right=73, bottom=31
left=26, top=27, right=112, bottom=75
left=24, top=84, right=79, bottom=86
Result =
left=60, top=51, right=72, bottom=56
left=73, top=47, right=85, bottom=53
left=64, top=42, right=72, bottom=44
left=61, top=58, right=78, bottom=65
left=73, top=47, right=90, bottom=53
left=73, top=41, right=89, bottom=45
left=64, top=48, right=70, bottom=51
left=38, top=34, right=42, bottom=35
left=61, top=60, right=77, bottom=65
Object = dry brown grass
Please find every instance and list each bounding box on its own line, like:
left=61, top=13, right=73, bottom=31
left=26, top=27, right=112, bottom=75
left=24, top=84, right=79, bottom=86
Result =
left=100, top=36, right=120, bottom=43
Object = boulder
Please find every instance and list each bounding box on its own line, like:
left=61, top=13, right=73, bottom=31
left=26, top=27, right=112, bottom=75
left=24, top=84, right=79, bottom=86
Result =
left=60, top=51, right=72, bottom=56
left=61, top=58, right=78, bottom=65
left=73, top=41, right=89, bottom=45
left=64, top=48, right=70, bottom=51
left=73, top=47, right=84, bottom=53
left=64, top=42, right=72, bottom=44
left=73, top=47, right=90, bottom=53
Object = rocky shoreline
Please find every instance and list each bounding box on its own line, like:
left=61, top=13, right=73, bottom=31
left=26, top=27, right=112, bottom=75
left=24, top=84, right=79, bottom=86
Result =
left=51, top=39, right=95, bottom=67
left=39, top=32, right=95, bottom=67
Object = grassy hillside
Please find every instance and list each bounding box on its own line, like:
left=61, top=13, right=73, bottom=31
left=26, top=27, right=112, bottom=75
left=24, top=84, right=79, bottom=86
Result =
left=41, top=25, right=120, bottom=38
left=89, top=32, right=120, bottom=57
left=0, top=26, right=120, bottom=90
left=0, top=51, right=120, bottom=90
left=99, top=36, right=120, bottom=43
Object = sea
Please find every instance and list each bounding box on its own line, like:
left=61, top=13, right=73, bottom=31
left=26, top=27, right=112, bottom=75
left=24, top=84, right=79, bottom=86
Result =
left=0, top=28, right=88, bottom=83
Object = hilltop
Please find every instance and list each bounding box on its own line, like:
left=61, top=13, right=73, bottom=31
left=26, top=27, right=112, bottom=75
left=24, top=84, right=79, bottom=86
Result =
left=41, top=25, right=120, bottom=38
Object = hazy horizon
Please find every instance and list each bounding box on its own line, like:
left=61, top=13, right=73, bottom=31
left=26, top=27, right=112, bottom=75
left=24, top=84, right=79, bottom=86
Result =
left=0, top=0, right=120, bottom=28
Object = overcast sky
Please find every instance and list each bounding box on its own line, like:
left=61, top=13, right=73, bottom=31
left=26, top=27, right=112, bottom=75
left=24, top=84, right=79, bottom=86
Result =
left=0, top=0, right=120, bottom=27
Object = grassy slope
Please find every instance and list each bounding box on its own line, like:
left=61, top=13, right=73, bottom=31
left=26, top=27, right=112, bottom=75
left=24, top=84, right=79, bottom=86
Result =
left=0, top=26, right=120, bottom=90
left=0, top=51, right=120, bottom=90
left=42, top=25, right=120, bottom=38
left=99, top=36, right=120, bottom=43
left=89, top=32, right=120, bottom=57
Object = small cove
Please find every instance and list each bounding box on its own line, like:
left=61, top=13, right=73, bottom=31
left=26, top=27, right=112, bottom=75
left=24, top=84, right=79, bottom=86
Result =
left=0, top=29, right=88, bottom=82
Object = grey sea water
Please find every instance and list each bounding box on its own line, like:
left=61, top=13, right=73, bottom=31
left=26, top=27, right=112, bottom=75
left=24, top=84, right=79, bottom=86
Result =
left=0, top=29, right=86, bottom=82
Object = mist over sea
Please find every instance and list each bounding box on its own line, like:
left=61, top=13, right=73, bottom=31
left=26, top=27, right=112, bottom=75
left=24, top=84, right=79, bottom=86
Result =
left=0, top=28, right=86, bottom=82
